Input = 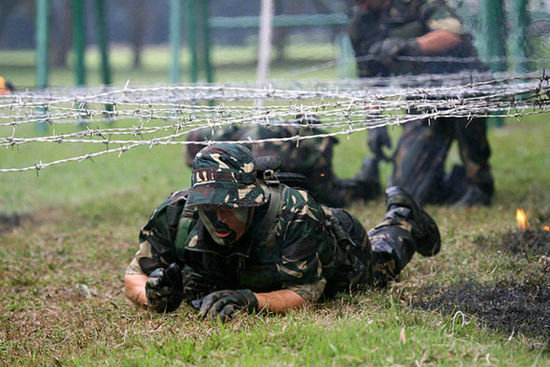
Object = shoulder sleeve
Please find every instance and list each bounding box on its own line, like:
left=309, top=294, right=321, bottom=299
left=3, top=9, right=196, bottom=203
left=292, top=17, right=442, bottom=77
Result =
left=421, top=0, right=464, bottom=34
left=131, top=190, right=191, bottom=275
left=125, top=241, right=153, bottom=275
left=276, top=188, right=333, bottom=302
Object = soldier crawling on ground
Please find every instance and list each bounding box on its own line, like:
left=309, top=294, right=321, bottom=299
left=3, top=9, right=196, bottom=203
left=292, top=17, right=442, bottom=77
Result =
left=349, top=0, right=494, bottom=206
left=183, top=116, right=381, bottom=209
left=124, top=143, right=440, bottom=320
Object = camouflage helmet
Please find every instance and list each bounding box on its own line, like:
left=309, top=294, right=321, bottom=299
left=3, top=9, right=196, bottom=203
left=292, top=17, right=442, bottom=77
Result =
left=186, top=143, right=267, bottom=208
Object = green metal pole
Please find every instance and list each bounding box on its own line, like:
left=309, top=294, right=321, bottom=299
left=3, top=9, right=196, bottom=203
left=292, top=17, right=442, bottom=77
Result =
left=93, top=0, right=111, bottom=85
left=185, top=0, right=198, bottom=83
left=36, top=0, right=51, bottom=89
left=510, top=0, right=531, bottom=72
left=480, top=0, right=507, bottom=128
left=480, top=0, right=507, bottom=72
left=72, top=0, right=87, bottom=85
left=35, top=0, right=51, bottom=133
left=200, top=0, right=213, bottom=83
left=170, top=0, right=182, bottom=83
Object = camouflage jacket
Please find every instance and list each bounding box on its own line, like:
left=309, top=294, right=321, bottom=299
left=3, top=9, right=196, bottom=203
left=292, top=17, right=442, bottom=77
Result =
left=185, top=119, right=337, bottom=178
left=127, top=183, right=368, bottom=303
left=349, top=0, right=484, bottom=76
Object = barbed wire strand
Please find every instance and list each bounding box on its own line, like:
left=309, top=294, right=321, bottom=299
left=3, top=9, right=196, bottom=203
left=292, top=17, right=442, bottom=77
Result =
left=1, top=70, right=549, bottom=173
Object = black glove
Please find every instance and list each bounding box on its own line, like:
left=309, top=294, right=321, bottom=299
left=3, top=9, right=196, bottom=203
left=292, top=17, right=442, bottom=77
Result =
left=368, top=38, right=422, bottom=65
left=145, top=263, right=183, bottom=313
left=367, top=126, right=392, bottom=161
left=194, top=289, right=258, bottom=322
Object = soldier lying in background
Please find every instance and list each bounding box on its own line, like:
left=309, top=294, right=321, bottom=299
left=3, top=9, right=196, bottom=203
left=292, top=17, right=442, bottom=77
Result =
left=124, top=143, right=441, bottom=321
left=184, top=116, right=380, bottom=208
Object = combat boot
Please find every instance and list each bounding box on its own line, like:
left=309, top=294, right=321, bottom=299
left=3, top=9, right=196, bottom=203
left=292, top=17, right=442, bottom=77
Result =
left=452, top=185, right=491, bottom=208
left=385, top=186, right=441, bottom=257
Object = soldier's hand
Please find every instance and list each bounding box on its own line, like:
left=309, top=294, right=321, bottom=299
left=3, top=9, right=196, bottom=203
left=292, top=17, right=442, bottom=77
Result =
left=367, top=126, right=392, bottom=161
left=145, top=263, right=183, bottom=313
left=368, top=38, right=421, bottom=65
left=195, top=289, right=258, bottom=322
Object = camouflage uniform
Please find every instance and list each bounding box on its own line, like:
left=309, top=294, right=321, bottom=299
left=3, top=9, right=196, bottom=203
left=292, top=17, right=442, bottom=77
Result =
left=184, top=119, right=380, bottom=208
left=349, top=0, right=494, bottom=205
left=127, top=144, right=440, bottom=306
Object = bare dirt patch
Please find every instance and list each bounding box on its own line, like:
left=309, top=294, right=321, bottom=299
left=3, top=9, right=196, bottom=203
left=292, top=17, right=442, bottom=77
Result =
left=413, top=274, right=549, bottom=340
left=413, top=225, right=550, bottom=342
left=491, top=228, right=550, bottom=258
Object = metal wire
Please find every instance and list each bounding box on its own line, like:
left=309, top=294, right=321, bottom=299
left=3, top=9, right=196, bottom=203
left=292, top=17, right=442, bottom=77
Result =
left=1, top=70, right=549, bottom=173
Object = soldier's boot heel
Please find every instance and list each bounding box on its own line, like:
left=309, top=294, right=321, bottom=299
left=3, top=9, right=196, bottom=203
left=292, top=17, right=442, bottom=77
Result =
left=385, top=186, right=441, bottom=257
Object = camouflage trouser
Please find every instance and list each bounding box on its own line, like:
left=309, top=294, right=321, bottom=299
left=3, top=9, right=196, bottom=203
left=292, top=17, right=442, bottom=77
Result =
left=326, top=205, right=416, bottom=293
left=185, top=126, right=379, bottom=208
left=389, top=117, right=494, bottom=204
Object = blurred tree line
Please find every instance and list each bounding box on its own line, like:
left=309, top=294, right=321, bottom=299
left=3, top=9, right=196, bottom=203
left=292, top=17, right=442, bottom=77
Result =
left=0, top=0, right=346, bottom=68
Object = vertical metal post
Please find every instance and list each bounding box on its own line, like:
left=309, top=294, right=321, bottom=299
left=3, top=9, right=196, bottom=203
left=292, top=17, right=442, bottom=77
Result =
left=185, top=0, right=198, bottom=83
left=510, top=0, right=531, bottom=72
left=93, top=0, right=111, bottom=85
left=200, top=0, right=213, bottom=83
left=36, top=0, right=51, bottom=133
left=480, top=0, right=507, bottom=128
left=36, top=0, right=51, bottom=89
left=72, top=0, right=87, bottom=85
left=480, top=0, right=507, bottom=72
left=170, top=0, right=182, bottom=83
left=257, top=0, right=274, bottom=86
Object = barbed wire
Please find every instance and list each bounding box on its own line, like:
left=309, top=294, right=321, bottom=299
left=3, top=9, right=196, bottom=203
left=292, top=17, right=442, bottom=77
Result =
left=1, top=70, right=549, bottom=173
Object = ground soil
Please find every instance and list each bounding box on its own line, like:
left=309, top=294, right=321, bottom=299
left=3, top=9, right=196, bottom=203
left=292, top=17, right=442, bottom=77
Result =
left=413, top=274, right=549, bottom=340
left=495, top=228, right=550, bottom=257
left=413, top=226, right=550, bottom=343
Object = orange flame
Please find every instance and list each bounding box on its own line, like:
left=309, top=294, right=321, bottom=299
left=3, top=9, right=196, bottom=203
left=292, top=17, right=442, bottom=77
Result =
left=543, top=225, right=550, bottom=231
left=516, top=209, right=528, bottom=230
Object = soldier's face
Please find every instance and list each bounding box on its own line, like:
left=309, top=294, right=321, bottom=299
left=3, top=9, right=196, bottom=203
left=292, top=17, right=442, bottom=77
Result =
left=198, top=205, right=252, bottom=246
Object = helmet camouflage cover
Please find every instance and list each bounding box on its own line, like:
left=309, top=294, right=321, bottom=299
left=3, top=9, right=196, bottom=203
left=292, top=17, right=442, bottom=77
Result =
left=186, top=143, right=267, bottom=208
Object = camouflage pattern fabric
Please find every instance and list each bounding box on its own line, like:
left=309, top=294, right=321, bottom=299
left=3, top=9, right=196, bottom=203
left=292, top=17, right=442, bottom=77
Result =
left=184, top=121, right=379, bottom=208
left=349, top=0, right=485, bottom=77
left=187, top=144, right=267, bottom=208
left=389, top=118, right=494, bottom=204
left=127, top=182, right=417, bottom=303
left=349, top=0, right=493, bottom=205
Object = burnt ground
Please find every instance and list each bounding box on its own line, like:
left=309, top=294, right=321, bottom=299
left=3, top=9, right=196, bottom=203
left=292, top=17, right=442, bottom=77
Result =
left=0, top=213, right=27, bottom=235
left=484, top=211, right=550, bottom=257
left=494, top=228, right=550, bottom=257
left=413, top=223, right=550, bottom=343
left=413, top=274, right=549, bottom=340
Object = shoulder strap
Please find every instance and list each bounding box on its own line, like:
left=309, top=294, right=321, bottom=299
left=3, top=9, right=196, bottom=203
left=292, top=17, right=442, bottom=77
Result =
left=256, top=184, right=282, bottom=236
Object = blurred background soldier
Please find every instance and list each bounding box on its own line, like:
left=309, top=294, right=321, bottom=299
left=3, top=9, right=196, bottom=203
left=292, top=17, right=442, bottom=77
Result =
left=184, top=116, right=381, bottom=208
left=349, top=0, right=494, bottom=206
left=0, top=76, right=15, bottom=94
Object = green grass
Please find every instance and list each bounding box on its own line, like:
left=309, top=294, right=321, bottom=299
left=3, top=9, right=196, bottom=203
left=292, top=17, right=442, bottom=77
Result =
left=0, top=117, right=548, bottom=366
left=1, top=47, right=549, bottom=365
left=0, top=43, right=339, bottom=89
